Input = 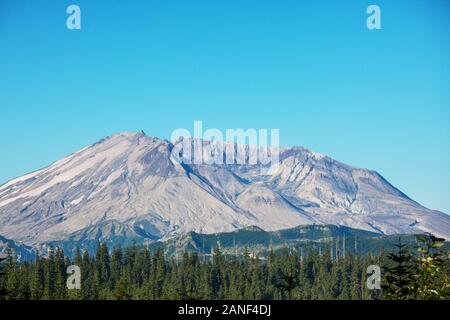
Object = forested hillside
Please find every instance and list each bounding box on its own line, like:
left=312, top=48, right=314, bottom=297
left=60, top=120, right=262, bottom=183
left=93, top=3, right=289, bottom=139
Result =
left=0, top=234, right=448, bottom=300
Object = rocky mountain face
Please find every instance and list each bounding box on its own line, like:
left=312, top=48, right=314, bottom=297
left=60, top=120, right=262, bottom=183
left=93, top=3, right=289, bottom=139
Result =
left=0, top=131, right=449, bottom=253
left=0, top=234, right=35, bottom=260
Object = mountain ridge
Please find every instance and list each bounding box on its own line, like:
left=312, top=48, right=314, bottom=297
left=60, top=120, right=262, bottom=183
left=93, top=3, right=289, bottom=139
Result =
left=0, top=131, right=449, bottom=252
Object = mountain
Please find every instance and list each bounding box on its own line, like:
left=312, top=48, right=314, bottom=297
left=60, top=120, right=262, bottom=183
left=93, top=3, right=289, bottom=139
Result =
left=148, top=224, right=449, bottom=259
left=0, top=131, right=449, bottom=253
left=45, top=224, right=450, bottom=259
left=0, top=234, right=36, bottom=261
left=149, top=224, right=384, bottom=259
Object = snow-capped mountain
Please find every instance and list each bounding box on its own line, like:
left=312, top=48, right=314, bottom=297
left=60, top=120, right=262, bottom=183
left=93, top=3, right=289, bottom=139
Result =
left=0, top=131, right=449, bottom=251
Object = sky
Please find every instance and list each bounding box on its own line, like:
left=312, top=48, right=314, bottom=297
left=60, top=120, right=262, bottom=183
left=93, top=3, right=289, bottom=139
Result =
left=0, top=0, right=449, bottom=214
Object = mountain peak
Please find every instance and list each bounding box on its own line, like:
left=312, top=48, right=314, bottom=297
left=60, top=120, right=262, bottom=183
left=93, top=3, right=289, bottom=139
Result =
left=97, top=131, right=166, bottom=148
left=111, top=130, right=148, bottom=140
left=0, top=131, right=449, bottom=251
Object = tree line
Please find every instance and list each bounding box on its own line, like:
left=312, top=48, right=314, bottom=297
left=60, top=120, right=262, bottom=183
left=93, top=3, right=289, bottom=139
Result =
left=0, top=234, right=448, bottom=300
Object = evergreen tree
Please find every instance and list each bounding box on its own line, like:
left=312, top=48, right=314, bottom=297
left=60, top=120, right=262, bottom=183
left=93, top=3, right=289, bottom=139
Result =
left=275, top=250, right=301, bottom=300
left=95, top=243, right=110, bottom=287
left=349, top=255, right=363, bottom=300
left=80, top=249, right=93, bottom=299
left=110, top=246, right=123, bottom=286
left=30, top=254, right=43, bottom=300
left=114, top=276, right=132, bottom=300
left=382, top=238, right=416, bottom=300
left=150, top=248, right=166, bottom=299
left=1, top=238, right=447, bottom=301
left=0, top=255, right=8, bottom=299
left=312, top=248, right=333, bottom=299
left=54, top=248, right=67, bottom=299
left=210, top=244, right=224, bottom=299
left=3, top=249, right=20, bottom=299
left=43, top=247, right=56, bottom=299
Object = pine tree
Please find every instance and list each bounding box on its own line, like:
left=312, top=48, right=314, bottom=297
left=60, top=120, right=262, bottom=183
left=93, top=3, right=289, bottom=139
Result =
left=43, top=247, right=57, bottom=299
left=95, top=243, right=110, bottom=287
left=0, top=255, right=8, bottom=299
left=4, top=249, right=20, bottom=299
left=349, top=256, right=363, bottom=300
left=210, top=244, right=224, bottom=299
left=312, top=248, right=333, bottom=299
left=54, top=248, right=67, bottom=299
left=16, top=263, right=31, bottom=299
left=80, top=249, right=93, bottom=299
left=338, top=257, right=351, bottom=300
left=382, top=238, right=416, bottom=300
left=150, top=248, right=166, bottom=299
left=275, top=250, right=300, bottom=300
left=181, top=252, right=200, bottom=300
left=30, top=254, right=43, bottom=300
left=114, top=276, right=132, bottom=300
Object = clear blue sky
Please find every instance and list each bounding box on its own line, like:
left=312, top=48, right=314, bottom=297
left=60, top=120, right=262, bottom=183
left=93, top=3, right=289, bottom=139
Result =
left=0, top=0, right=449, bottom=214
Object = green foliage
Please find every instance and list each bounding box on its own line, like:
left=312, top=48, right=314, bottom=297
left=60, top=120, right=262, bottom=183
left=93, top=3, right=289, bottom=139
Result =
left=1, top=236, right=448, bottom=300
left=0, top=255, right=8, bottom=299
left=149, top=225, right=441, bottom=260
left=382, top=238, right=416, bottom=299
left=114, top=276, right=132, bottom=300
left=274, top=249, right=301, bottom=300
left=414, top=234, right=449, bottom=299
left=382, top=234, right=449, bottom=300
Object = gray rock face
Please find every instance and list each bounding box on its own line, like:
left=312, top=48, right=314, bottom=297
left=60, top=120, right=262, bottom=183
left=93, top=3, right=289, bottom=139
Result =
left=0, top=131, right=449, bottom=250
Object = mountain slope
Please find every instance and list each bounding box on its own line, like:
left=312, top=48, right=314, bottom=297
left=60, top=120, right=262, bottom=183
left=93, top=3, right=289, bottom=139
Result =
left=0, top=131, right=449, bottom=251
left=148, top=224, right=441, bottom=259
left=0, top=234, right=36, bottom=261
